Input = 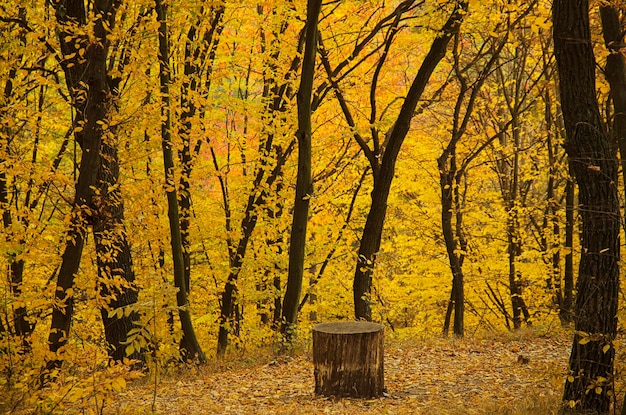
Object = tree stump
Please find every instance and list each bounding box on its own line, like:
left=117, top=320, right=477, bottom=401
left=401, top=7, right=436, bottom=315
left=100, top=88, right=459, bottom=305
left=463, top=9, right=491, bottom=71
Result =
left=312, top=321, right=384, bottom=398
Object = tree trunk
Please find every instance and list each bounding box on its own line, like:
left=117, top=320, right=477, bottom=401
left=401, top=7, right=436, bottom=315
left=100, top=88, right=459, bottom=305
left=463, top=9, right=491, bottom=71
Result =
left=506, top=121, right=523, bottom=330
left=1, top=20, right=33, bottom=346
left=156, top=0, right=206, bottom=363
left=353, top=1, right=467, bottom=320
left=312, top=321, right=384, bottom=398
left=439, top=167, right=465, bottom=336
left=216, top=5, right=301, bottom=354
left=561, top=176, right=575, bottom=324
left=46, top=0, right=113, bottom=374
left=600, top=6, right=626, bottom=413
left=600, top=6, right=626, bottom=215
left=553, top=0, right=620, bottom=412
left=281, top=0, right=322, bottom=341
left=93, top=135, right=141, bottom=362
left=178, top=4, right=225, bottom=295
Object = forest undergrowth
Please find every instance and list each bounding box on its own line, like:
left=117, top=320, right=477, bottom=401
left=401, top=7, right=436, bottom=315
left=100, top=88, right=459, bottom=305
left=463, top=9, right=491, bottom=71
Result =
left=104, top=328, right=581, bottom=415
left=9, top=326, right=626, bottom=414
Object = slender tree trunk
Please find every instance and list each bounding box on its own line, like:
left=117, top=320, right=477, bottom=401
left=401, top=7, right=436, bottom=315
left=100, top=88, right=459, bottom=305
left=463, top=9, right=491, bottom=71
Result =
left=179, top=4, right=225, bottom=294
left=506, top=125, right=529, bottom=330
left=543, top=87, right=567, bottom=319
left=1, top=19, right=32, bottom=346
left=216, top=149, right=292, bottom=355
left=553, top=1, right=620, bottom=412
left=280, top=0, right=322, bottom=342
left=353, top=1, right=467, bottom=320
left=439, top=166, right=465, bottom=336
left=217, top=5, right=303, bottom=354
left=600, top=7, right=626, bottom=413
left=438, top=21, right=515, bottom=335
left=156, top=0, right=206, bottom=363
left=600, top=6, right=626, bottom=209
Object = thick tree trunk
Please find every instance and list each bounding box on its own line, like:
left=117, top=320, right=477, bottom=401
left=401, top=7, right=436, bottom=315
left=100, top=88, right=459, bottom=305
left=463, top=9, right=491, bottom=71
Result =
left=46, top=0, right=113, bottom=374
left=561, top=176, right=575, bottom=324
left=553, top=1, right=620, bottom=412
left=600, top=6, right=626, bottom=413
left=93, top=136, right=141, bottom=362
left=312, top=321, right=384, bottom=398
left=280, top=0, right=322, bottom=342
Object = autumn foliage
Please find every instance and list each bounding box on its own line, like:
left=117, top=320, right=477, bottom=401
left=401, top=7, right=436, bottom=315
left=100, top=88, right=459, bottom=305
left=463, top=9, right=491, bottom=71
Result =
left=1, top=0, right=625, bottom=413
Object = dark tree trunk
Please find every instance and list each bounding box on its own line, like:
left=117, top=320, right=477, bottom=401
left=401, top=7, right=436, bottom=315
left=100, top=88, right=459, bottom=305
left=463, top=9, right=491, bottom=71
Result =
left=216, top=5, right=303, bottom=355
left=216, top=155, right=291, bottom=354
left=156, top=0, right=206, bottom=363
left=353, top=1, right=467, bottom=320
left=46, top=0, right=115, bottom=374
left=600, top=6, right=626, bottom=413
left=439, top=167, right=465, bottom=336
left=542, top=87, right=566, bottom=322
left=438, top=20, right=518, bottom=335
left=281, top=0, right=322, bottom=342
left=179, top=4, right=225, bottom=295
left=93, top=136, right=141, bottom=362
left=561, top=176, right=575, bottom=324
left=1, top=20, right=33, bottom=346
left=505, top=125, right=526, bottom=330
left=600, top=6, right=626, bottom=209
left=553, top=0, right=620, bottom=412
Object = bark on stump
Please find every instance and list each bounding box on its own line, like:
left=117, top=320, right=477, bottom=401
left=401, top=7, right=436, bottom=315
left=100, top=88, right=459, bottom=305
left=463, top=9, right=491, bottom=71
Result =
left=312, top=321, right=384, bottom=398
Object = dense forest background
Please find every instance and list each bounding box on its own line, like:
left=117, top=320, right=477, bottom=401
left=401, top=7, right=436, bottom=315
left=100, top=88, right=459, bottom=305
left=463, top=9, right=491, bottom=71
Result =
left=1, top=0, right=625, bottom=413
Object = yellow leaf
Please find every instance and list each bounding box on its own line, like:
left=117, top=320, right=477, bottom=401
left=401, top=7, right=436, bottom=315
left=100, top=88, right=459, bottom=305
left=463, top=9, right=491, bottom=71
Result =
left=603, top=344, right=611, bottom=353
left=111, top=378, right=126, bottom=392
left=595, top=387, right=602, bottom=394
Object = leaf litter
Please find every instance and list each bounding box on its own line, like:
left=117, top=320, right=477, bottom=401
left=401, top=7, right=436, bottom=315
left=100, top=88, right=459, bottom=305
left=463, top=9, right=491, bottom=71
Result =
left=110, top=331, right=572, bottom=415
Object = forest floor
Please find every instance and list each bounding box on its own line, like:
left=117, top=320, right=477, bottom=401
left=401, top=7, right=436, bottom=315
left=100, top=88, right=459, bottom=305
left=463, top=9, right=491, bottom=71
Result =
left=106, top=328, right=582, bottom=415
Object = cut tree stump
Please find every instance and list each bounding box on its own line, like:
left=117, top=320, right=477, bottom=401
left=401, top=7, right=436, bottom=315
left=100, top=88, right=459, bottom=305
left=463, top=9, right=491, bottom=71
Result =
left=312, top=321, right=384, bottom=398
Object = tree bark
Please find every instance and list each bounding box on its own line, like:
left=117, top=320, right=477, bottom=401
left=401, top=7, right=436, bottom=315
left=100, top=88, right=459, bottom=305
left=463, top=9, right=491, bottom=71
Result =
left=599, top=6, right=626, bottom=414
left=46, top=0, right=115, bottom=374
left=562, top=175, right=575, bottom=324
left=280, top=0, right=321, bottom=342
left=312, top=321, right=384, bottom=398
left=216, top=6, right=303, bottom=355
left=92, top=135, right=141, bottom=362
left=600, top=6, right=626, bottom=214
left=156, top=0, right=206, bottom=363
left=353, top=1, right=467, bottom=320
left=0, top=9, right=32, bottom=346
left=553, top=0, right=620, bottom=412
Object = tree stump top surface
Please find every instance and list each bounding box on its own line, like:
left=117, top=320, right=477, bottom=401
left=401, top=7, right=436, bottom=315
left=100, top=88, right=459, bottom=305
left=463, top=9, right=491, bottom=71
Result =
left=313, top=321, right=383, bottom=334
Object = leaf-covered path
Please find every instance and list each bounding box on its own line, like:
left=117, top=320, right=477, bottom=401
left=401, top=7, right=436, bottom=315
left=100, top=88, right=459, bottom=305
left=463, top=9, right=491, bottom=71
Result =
left=112, top=332, right=571, bottom=414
